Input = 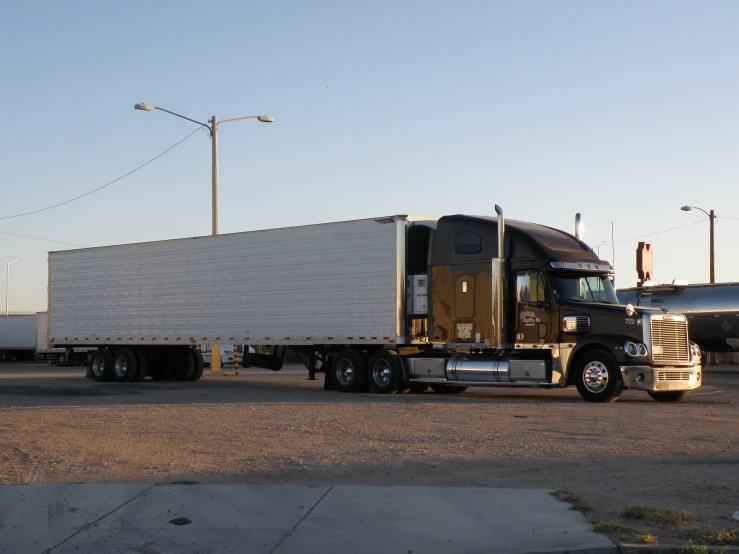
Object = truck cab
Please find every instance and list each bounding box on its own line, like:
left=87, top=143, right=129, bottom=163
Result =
left=405, top=210, right=703, bottom=402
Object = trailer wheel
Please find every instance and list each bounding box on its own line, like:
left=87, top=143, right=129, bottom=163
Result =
left=648, top=390, right=690, bottom=402
left=409, top=383, right=430, bottom=394
left=367, top=350, right=404, bottom=394
left=89, top=350, right=114, bottom=382
left=57, top=353, right=67, bottom=365
left=189, top=348, right=205, bottom=382
left=113, top=349, right=139, bottom=383
left=574, top=350, right=623, bottom=403
left=332, top=350, right=367, bottom=393
left=430, top=384, right=468, bottom=394
left=134, top=349, right=148, bottom=381
left=173, top=348, right=195, bottom=381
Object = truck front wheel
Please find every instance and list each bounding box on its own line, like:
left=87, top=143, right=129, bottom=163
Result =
left=332, top=350, right=367, bottom=393
left=574, top=350, right=623, bottom=403
left=648, top=391, right=690, bottom=402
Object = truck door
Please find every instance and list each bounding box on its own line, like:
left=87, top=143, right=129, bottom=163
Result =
left=515, top=271, right=554, bottom=345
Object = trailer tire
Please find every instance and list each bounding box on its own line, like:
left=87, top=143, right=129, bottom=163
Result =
left=173, top=348, right=195, bottom=381
left=89, top=350, right=114, bottom=382
left=574, top=350, right=623, bottom=403
left=648, top=390, right=690, bottom=402
left=409, top=383, right=430, bottom=394
left=430, top=384, right=468, bottom=394
left=113, top=348, right=139, bottom=383
left=332, top=350, right=367, bottom=393
left=367, top=350, right=404, bottom=394
left=189, top=348, right=205, bottom=382
left=57, top=353, right=66, bottom=365
left=134, top=349, right=148, bottom=381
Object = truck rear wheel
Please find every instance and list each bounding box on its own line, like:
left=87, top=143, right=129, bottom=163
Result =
left=367, top=350, right=404, bottom=394
left=430, top=384, right=468, bottom=394
left=648, top=391, right=690, bottom=402
left=332, top=350, right=367, bottom=393
left=113, top=349, right=139, bottom=383
left=574, top=350, right=623, bottom=403
left=89, top=350, right=114, bottom=382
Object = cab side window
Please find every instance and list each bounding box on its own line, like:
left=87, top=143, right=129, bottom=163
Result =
left=516, top=272, right=547, bottom=303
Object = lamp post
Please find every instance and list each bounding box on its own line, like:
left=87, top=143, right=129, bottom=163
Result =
left=5, top=258, right=21, bottom=316
left=134, top=103, right=274, bottom=236
left=681, top=205, right=715, bottom=283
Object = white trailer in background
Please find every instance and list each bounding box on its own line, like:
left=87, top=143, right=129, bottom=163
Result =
left=0, top=314, right=36, bottom=361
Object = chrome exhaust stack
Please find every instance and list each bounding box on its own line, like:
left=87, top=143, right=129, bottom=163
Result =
left=492, top=205, right=509, bottom=349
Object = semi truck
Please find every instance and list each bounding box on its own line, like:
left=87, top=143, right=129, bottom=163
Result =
left=618, top=282, right=739, bottom=353
left=47, top=207, right=702, bottom=402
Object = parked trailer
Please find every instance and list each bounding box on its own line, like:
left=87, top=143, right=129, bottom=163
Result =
left=0, top=314, right=36, bottom=361
left=618, top=282, right=739, bottom=352
left=49, top=209, right=701, bottom=402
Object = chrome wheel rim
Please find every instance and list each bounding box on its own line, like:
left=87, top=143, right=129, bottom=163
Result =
left=114, top=355, right=128, bottom=378
left=92, top=355, right=106, bottom=377
left=371, top=360, right=392, bottom=386
left=336, top=359, right=355, bottom=386
left=583, top=361, right=609, bottom=393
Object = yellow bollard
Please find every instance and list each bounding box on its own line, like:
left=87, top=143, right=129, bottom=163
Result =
left=234, top=345, right=239, bottom=376
left=212, top=344, right=221, bottom=375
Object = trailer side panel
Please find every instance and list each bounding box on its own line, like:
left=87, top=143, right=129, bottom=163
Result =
left=49, top=217, right=405, bottom=347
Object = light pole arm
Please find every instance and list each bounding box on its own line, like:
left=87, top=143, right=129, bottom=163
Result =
left=218, top=115, right=261, bottom=125
left=151, top=107, right=213, bottom=134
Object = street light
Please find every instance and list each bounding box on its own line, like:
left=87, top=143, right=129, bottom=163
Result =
left=681, top=205, right=716, bottom=283
left=5, top=258, right=21, bottom=316
left=134, top=103, right=274, bottom=235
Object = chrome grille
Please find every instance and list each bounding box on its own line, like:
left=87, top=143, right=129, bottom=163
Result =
left=657, top=371, right=690, bottom=381
left=573, top=316, right=590, bottom=332
left=651, top=317, right=689, bottom=362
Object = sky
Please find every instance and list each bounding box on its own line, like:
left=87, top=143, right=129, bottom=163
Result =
left=1, top=1, right=738, bottom=313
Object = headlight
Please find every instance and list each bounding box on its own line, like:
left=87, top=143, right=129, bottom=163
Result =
left=624, top=341, right=648, bottom=357
left=690, top=343, right=701, bottom=360
left=625, top=341, right=638, bottom=356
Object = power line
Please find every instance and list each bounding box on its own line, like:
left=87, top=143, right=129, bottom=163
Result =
left=0, top=228, right=88, bottom=247
left=0, top=127, right=204, bottom=221
left=598, top=220, right=705, bottom=247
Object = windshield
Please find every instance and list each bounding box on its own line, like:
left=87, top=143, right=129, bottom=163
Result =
left=548, top=273, right=618, bottom=304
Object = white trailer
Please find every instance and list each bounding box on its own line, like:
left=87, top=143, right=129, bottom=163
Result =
left=0, top=314, right=36, bottom=361
left=49, top=216, right=425, bottom=382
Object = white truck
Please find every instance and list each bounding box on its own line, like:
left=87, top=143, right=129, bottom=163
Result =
left=48, top=210, right=701, bottom=401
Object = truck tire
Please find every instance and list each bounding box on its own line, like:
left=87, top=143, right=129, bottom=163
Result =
left=574, top=350, right=623, bottom=403
left=189, top=348, right=205, bottom=382
left=332, top=350, right=367, bottom=393
left=430, top=384, right=468, bottom=394
left=89, top=350, right=114, bottom=383
left=173, top=348, right=195, bottom=381
left=409, top=383, right=430, bottom=394
left=648, top=391, right=690, bottom=402
left=134, top=349, right=148, bottom=381
left=57, top=353, right=67, bottom=365
left=113, top=348, right=139, bottom=383
left=367, top=350, right=404, bottom=394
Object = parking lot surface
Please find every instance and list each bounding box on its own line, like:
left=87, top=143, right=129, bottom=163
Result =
left=1, top=362, right=737, bottom=546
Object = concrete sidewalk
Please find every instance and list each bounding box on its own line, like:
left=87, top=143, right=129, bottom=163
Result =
left=0, top=484, right=615, bottom=554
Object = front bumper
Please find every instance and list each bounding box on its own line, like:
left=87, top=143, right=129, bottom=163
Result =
left=620, top=365, right=702, bottom=392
